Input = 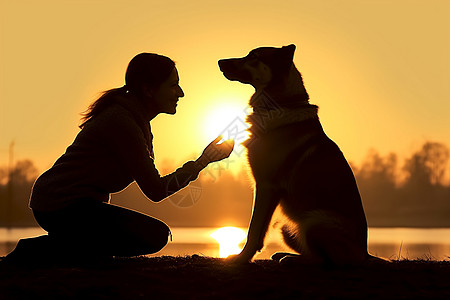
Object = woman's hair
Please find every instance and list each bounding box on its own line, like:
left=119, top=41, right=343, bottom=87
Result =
left=79, top=53, right=175, bottom=128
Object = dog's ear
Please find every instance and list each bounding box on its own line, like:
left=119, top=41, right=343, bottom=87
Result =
left=271, top=44, right=296, bottom=75
left=281, top=44, right=296, bottom=62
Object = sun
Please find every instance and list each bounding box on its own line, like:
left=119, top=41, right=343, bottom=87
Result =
left=210, top=227, right=247, bottom=258
left=202, top=103, right=250, bottom=143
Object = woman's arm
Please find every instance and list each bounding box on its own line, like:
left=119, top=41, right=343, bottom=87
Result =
left=137, top=136, right=233, bottom=202
left=107, top=111, right=234, bottom=202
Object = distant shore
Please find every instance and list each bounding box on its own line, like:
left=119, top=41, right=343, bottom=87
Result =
left=2, top=227, right=450, bottom=260
left=1, top=255, right=449, bottom=299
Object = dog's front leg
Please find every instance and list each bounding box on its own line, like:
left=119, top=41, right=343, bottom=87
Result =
left=230, top=185, right=280, bottom=264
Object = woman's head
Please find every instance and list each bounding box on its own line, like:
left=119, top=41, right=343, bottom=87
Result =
left=80, top=53, right=183, bottom=128
left=126, top=53, right=184, bottom=115
left=125, top=53, right=175, bottom=94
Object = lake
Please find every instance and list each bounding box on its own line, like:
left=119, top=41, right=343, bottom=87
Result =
left=1, top=227, right=449, bottom=261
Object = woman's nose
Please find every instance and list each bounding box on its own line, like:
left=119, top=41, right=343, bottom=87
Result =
left=178, top=86, right=184, bottom=97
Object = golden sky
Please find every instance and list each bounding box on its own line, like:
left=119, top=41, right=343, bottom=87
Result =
left=1, top=0, right=449, bottom=174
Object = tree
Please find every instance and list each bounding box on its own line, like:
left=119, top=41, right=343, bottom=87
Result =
left=357, top=149, right=399, bottom=186
left=354, top=150, right=400, bottom=226
left=0, top=159, right=39, bottom=227
left=403, top=142, right=450, bottom=187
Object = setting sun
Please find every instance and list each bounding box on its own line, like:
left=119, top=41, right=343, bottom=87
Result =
left=210, top=227, right=247, bottom=258
left=203, top=102, right=250, bottom=142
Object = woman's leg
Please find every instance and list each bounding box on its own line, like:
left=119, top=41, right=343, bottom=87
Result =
left=33, top=201, right=171, bottom=258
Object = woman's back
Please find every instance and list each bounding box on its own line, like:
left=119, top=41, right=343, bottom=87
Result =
left=30, top=95, right=152, bottom=211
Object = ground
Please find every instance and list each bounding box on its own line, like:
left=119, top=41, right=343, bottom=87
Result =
left=1, top=255, right=449, bottom=299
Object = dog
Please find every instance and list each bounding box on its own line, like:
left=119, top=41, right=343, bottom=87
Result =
left=219, top=44, right=373, bottom=266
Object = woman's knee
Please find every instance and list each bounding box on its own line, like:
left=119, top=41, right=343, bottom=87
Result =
left=139, top=221, right=171, bottom=254
left=154, top=223, right=171, bottom=249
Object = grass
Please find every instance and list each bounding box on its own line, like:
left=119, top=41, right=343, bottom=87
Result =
left=1, top=255, right=449, bottom=299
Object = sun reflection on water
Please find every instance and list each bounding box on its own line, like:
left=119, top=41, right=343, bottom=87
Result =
left=210, top=227, right=247, bottom=258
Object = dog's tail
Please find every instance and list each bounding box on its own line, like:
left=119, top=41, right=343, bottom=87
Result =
left=366, top=254, right=390, bottom=264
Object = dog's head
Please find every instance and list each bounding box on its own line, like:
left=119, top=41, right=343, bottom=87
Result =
left=218, top=44, right=296, bottom=90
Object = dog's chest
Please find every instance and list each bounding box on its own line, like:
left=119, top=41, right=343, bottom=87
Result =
left=246, top=130, right=311, bottom=182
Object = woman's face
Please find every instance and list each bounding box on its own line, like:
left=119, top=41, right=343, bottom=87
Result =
left=150, top=68, right=184, bottom=115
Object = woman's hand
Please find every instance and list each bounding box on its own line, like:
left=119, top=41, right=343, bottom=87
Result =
left=196, top=136, right=234, bottom=168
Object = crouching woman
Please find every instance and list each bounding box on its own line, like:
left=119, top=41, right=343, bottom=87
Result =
left=6, top=53, right=233, bottom=263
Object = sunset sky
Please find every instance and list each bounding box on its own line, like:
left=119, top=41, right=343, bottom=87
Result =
left=1, top=0, right=449, bottom=175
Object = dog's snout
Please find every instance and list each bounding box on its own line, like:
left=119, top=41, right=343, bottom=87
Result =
left=219, top=57, right=252, bottom=84
left=218, top=59, right=234, bottom=72
left=218, top=59, right=226, bottom=71
left=218, top=59, right=226, bottom=67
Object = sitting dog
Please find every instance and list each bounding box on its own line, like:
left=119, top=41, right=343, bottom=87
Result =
left=219, top=44, right=372, bottom=266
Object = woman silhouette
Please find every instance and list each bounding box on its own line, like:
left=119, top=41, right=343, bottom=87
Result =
left=6, top=53, right=233, bottom=263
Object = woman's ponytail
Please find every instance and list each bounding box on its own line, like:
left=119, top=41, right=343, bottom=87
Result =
left=79, top=85, right=128, bottom=128
left=79, top=53, right=175, bottom=129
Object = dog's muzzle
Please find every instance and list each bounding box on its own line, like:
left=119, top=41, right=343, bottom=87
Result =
left=218, top=58, right=252, bottom=84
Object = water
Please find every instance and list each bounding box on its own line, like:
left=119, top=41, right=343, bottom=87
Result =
left=1, top=227, right=449, bottom=260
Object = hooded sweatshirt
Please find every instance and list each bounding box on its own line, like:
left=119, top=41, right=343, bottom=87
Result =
left=30, top=95, right=201, bottom=212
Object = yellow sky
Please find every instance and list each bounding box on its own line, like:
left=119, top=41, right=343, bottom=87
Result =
left=1, top=0, right=449, bottom=174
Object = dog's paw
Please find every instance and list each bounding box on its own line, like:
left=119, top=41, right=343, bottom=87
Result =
left=279, top=254, right=323, bottom=266
left=226, top=253, right=252, bottom=265
left=271, top=252, right=318, bottom=265
left=271, top=252, right=299, bottom=262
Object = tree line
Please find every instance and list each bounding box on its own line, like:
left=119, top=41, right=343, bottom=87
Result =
left=1, top=141, right=449, bottom=227
left=353, top=141, right=450, bottom=227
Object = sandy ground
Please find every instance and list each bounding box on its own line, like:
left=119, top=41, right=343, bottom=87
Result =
left=1, top=255, right=449, bottom=299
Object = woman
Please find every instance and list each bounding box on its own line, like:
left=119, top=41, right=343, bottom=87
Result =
left=6, top=53, right=234, bottom=263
